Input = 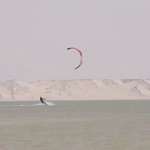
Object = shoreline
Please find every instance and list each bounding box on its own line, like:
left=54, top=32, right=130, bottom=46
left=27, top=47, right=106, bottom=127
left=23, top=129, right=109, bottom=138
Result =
left=0, top=99, right=150, bottom=102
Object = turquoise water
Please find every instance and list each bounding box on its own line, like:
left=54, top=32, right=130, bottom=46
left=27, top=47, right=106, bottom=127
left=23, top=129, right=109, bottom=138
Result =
left=0, top=100, right=150, bottom=150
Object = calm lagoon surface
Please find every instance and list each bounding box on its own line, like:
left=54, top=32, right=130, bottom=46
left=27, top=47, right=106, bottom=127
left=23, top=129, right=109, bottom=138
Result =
left=0, top=100, right=150, bottom=150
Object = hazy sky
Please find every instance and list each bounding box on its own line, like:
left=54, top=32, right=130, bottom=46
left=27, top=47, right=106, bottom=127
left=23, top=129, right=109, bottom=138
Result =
left=0, top=0, right=150, bottom=81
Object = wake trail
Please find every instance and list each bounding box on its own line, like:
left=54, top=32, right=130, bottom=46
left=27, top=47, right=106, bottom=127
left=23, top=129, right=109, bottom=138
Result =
left=0, top=102, right=55, bottom=107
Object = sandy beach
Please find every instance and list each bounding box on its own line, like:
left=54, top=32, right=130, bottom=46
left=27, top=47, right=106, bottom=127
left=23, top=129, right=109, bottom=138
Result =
left=0, top=79, right=150, bottom=100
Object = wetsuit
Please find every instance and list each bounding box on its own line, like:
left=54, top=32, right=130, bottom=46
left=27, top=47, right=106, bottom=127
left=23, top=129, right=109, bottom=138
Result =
left=40, top=97, right=45, bottom=104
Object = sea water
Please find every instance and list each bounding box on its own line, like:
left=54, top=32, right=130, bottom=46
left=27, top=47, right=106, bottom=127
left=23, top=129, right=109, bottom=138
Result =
left=0, top=100, right=150, bottom=150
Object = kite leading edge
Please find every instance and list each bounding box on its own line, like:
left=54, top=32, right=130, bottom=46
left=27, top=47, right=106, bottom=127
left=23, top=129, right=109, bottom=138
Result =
left=67, top=47, right=83, bottom=70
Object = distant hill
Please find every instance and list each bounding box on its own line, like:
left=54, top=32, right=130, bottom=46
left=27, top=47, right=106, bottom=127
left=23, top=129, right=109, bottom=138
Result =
left=0, top=79, right=150, bottom=100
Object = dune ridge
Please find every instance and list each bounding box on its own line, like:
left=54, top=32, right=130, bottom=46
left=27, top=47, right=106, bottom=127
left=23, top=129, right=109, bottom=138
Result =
left=0, top=79, right=150, bottom=100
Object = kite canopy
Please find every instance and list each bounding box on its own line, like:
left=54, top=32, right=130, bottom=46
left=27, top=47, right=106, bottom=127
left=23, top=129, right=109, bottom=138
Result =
left=67, top=47, right=83, bottom=70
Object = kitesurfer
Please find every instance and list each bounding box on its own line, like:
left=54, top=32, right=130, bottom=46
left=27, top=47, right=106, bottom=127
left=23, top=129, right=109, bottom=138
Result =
left=40, top=97, right=46, bottom=105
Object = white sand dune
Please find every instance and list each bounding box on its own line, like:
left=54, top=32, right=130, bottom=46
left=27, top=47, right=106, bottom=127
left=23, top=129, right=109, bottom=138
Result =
left=0, top=79, right=150, bottom=100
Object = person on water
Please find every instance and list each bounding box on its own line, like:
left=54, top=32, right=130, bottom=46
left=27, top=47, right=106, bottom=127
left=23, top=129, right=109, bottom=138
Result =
left=40, top=97, right=46, bottom=105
